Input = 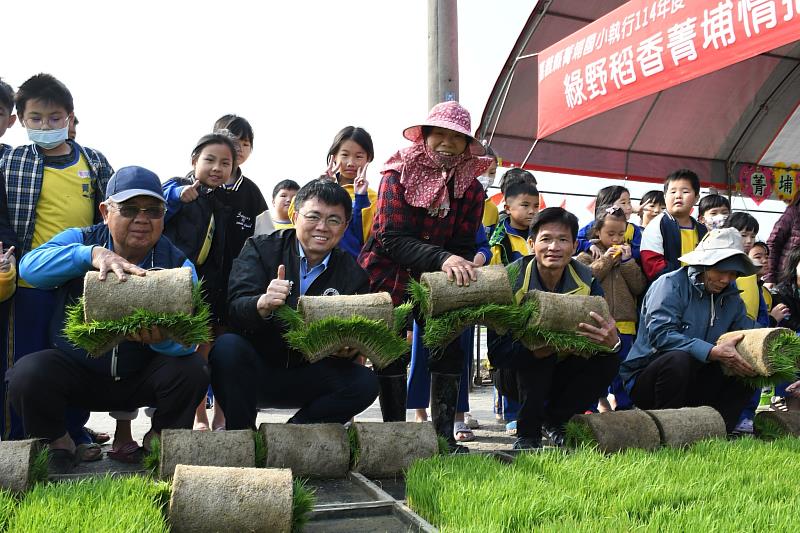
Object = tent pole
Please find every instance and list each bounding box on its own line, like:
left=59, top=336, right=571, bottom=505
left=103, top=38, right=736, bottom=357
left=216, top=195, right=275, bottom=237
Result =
left=428, top=0, right=459, bottom=108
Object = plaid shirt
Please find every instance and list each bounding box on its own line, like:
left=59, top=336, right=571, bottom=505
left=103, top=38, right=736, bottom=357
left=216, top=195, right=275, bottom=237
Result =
left=0, top=140, right=113, bottom=255
left=358, top=170, right=485, bottom=304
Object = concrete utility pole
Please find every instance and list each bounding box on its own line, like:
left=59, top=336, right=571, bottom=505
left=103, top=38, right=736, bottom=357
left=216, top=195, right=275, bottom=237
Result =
left=428, top=0, right=459, bottom=109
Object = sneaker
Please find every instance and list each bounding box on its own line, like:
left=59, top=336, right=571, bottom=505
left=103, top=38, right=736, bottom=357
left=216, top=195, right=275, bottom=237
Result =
left=733, top=418, right=754, bottom=435
left=505, top=420, right=517, bottom=432
left=542, top=424, right=566, bottom=447
left=512, top=437, right=542, bottom=451
left=464, top=412, right=480, bottom=429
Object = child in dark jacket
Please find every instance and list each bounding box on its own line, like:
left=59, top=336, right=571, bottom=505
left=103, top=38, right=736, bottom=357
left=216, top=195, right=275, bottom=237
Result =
left=577, top=206, right=646, bottom=410
left=163, top=132, right=237, bottom=431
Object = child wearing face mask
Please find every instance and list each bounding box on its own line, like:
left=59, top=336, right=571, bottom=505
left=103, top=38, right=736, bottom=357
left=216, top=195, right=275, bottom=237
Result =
left=577, top=206, right=646, bottom=411
left=0, top=74, right=114, bottom=441
left=163, top=132, right=238, bottom=431
left=697, top=193, right=731, bottom=232
left=576, top=186, right=642, bottom=261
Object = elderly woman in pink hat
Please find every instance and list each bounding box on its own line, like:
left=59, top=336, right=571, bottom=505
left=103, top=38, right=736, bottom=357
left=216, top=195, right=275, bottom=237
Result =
left=358, top=101, right=493, bottom=451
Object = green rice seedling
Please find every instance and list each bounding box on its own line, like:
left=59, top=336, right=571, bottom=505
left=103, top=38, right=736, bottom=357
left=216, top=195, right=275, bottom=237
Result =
left=437, top=435, right=451, bottom=455
left=29, top=447, right=48, bottom=485
left=422, top=301, right=534, bottom=350
left=292, top=478, right=316, bottom=533
left=253, top=430, right=267, bottom=468
left=9, top=475, right=168, bottom=533
left=142, top=436, right=160, bottom=476
left=407, top=438, right=800, bottom=532
left=280, top=314, right=410, bottom=369
left=393, top=302, right=414, bottom=334
left=64, top=283, right=212, bottom=355
left=564, top=419, right=597, bottom=449
left=743, top=331, right=800, bottom=388
left=347, top=425, right=360, bottom=469
left=407, top=278, right=431, bottom=316
left=0, top=489, right=17, bottom=531
left=754, top=414, right=789, bottom=441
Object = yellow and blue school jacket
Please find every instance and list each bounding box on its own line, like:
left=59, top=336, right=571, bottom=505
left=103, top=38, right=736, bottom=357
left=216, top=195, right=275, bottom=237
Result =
left=489, top=218, right=530, bottom=266
left=577, top=220, right=641, bottom=260
left=735, top=273, right=770, bottom=326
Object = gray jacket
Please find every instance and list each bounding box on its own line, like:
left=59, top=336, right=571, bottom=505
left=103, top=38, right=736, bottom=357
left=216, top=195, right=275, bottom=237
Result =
left=620, top=266, right=755, bottom=387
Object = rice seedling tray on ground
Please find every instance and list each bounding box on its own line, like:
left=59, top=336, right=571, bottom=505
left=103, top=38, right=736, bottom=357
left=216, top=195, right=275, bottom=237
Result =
left=306, top=472, right=436, bottom=532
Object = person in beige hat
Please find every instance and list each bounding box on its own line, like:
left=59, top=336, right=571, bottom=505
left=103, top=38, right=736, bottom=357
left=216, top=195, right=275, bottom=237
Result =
left=620, top=228, right=759, bottom=433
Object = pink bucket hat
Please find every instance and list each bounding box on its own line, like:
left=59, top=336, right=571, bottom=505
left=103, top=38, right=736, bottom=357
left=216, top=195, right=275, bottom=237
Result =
left=402, top=101, right=486, bottom=156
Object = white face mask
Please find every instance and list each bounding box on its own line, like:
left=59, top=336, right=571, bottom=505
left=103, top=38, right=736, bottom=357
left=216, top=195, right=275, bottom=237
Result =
left=26, top=122, right=69, bottom=150
left=477, top=176, right=492, bottom=191
left=708, top=214, right=728, bottom=230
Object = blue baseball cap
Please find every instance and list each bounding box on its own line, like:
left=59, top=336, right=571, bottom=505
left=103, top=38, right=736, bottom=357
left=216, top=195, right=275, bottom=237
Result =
left=105, top=166, right=165, bottom=203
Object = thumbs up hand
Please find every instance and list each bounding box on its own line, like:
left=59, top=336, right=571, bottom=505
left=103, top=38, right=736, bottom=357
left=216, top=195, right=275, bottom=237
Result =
left=257, top=264, right=293, bottom=318
left=180, top=180, right=203, bottom=203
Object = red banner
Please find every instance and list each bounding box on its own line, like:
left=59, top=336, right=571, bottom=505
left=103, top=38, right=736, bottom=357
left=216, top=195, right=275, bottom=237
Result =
left=537, top=0, right=800, bottom=139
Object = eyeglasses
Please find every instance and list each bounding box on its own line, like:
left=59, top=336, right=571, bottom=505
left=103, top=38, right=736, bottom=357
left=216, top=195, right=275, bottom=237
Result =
left=298, top=211, right=344, bottom=228
left=109, top=203, right=166, bottom=219
left=23, top=116, right=70, bottom=130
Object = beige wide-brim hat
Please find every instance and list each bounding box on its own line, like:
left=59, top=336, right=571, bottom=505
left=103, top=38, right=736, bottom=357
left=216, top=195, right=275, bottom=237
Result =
left=678, top=227, right=758, bottom=276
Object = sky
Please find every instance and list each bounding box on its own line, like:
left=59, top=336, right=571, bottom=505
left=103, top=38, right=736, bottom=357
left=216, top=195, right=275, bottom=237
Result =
left=2, top=0, right=533, bottom=197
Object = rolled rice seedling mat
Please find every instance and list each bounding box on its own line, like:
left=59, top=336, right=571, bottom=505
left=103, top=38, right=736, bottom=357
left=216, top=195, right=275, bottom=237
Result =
left=83, top=267, right=194, bottom=321
left=0, top=440, right=45, bottom=493
left=159, top=429, right=255, bottom=479
left=275, top=306, right=409, bottom=370
left=566, top=410, right=661, bottom=453
left=520, top=290, right=612, bottom=356
left=717, top=327, right=800, bottom=387
left=351, top=422, right=439, bottom=477
left=754, top=411, right=800, bottom=439
left=64, top=280, right=211, bottom=356
left=644, top=406, right=726, bottom=447
left=169, top=465, right=293, bottom=533
left=297, top=292, right=395, bottom=328
left=419, top=265, right=514, bottom=317
left=259, top=423, right=349, bottom=478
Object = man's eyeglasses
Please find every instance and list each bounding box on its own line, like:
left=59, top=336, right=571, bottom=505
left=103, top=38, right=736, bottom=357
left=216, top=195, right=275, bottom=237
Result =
left=298, top=211, right=344, bottom=228
left=23, top=116, right=70, bottom=130
left=109, top=203, right=166, bottom=219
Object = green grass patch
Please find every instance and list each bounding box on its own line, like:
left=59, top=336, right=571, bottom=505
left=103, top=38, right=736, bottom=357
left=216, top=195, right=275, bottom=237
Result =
left=347, top=425, right=360, bottom=469
left=142, top=436, right=160, bottom=476
left=275, top=306, right=410, bottom=369
left=393, top=302, right=413, bottom=335
left=564, top=419, right=597, bottom=449
left=407, top=438, right=800, bottom=532
left=254, top=430, right=267, bottom=468
left=8, top=475, right=168, bottom=533
left=408, top=279, right=432, bottom=317
left=292, top=478, right=316, bottom=533
left=64, top=282, right=212, bottom=355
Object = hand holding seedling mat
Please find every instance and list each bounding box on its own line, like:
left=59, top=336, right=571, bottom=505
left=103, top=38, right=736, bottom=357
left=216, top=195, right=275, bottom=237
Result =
left=274, top=292, right=411, bottom=369
left=716, top=327, right=800, bottom=387
left=64, top=267, right=212, bottom=355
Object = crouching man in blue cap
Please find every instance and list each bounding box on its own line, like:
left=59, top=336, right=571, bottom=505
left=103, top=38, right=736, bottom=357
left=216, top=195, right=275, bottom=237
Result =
left=621, top=228, right=758, bottom=432
left=6, top=166, right=209, bottom=474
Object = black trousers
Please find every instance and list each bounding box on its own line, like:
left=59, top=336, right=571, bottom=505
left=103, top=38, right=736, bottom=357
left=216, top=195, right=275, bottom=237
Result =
left=629, top=350, right=755, bottom=432
left=6, top=349, right=209, bottom=441
left=209, top=334, right=380, bottom=429
left=495, top=353, right=619, bottom=439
